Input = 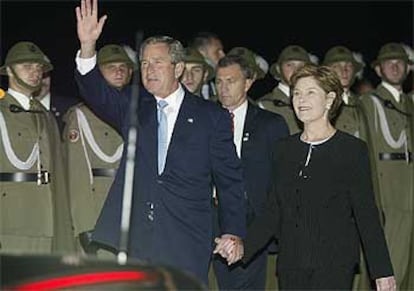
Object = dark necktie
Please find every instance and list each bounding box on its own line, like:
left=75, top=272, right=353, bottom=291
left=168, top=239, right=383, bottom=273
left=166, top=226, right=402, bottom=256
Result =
left=229, top=111, right=235, bottom=133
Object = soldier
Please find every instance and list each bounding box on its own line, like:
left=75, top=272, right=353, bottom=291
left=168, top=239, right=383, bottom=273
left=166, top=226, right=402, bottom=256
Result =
left=62, top=44, right=135, bottom=255
left=34, top=71, right=81, bottom=134
left=256, top=45, right=314, bottom=135
left=359, top=42, right=413, bottom=289
left=0, top=41, right=75, bottom=255
left=180, top=47, right=214, bottom=97
left=189, top=31, right=225, bottom=100
left=322, top=45, right=366, bottom=137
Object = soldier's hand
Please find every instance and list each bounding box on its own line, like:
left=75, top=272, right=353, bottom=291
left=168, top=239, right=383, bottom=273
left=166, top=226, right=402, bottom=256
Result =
left=75, top=0, right=107, bottom=57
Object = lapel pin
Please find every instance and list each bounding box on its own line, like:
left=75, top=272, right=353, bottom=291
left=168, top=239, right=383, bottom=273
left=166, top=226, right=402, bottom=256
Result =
left=187, top=118, right=194, bottom=123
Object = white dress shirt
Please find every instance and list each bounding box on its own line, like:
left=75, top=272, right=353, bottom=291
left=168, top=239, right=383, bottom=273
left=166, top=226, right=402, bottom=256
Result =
left=75, top=49, right=185, bottom=151
left=231, top=100, right=248, bottom=158
left=154, top=86, right=185, bottom=150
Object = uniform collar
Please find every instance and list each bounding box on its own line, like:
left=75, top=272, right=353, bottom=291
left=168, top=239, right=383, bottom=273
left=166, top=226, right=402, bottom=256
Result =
left=381, top=81, right=402, bottom=103
left=8, top=88, right=31, bottom=110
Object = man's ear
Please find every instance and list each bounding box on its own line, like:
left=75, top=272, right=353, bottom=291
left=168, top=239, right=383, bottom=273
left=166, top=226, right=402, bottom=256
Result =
left=244, top=78, right=254, bottom=93
left=202, top=70, right=209, bottom=83
left=374, top=64, right=382, bottom=78
left=6, top=66, right=12, bottom=77
left=174, top=62, right=185, bottom=79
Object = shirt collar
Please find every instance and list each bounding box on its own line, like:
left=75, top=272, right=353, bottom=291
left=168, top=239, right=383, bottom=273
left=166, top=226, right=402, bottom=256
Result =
left=342, top=91, right=350, bottom=105
left=8, top=88, right=31, bottom=110
left=231, top=99, right=248, bottom=117
left=39, top=93, right=51, bottom=110
left=381, top=81, right=402, bottom=103
left=154, top=84, right=185, bottom=111
left=278, top=82, right=290, bottom=96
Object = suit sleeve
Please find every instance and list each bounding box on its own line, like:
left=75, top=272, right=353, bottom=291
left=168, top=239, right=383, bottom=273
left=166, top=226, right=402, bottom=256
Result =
left=242, top=140, right=282, bottom=263
left=74, top=66, right=129, bottom=132
left=349, top=141, right=394, bottom=279
left=210, top=108, right=247, bottom=239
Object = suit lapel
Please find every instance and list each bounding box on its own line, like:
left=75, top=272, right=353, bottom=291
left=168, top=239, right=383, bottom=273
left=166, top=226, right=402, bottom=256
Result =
left=137, top=94, right=158, bottom=175
left=167, top=94, right=196, bottom=160
left=241, top=102, right=259, bottom=158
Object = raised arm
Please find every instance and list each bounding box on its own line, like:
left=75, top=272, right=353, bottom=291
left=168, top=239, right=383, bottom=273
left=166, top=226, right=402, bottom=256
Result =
left=75, top=0, right=107, bottom=58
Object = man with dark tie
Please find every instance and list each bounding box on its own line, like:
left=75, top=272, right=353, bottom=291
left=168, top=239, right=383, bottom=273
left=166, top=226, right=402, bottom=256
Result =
left=73, top=0, right=246, bottom=285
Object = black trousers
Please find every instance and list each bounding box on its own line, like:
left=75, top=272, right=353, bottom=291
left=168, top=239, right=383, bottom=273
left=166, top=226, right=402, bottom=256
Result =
left=278, top=267, right=354, bottom=290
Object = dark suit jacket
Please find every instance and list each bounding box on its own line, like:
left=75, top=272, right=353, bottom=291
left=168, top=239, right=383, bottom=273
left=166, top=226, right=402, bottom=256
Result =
left=240, top=102, right=289, bottom=227
left=244, top=131, right=394, bottom=280
left=75, top=67, right=246, bottom=283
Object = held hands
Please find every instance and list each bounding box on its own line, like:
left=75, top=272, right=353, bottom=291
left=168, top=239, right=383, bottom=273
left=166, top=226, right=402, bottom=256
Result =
left=213, top=234, right=244, bottom=265
left=375, top=276, right=397, bottom=291
left=75, top=0, right=107, bottom=57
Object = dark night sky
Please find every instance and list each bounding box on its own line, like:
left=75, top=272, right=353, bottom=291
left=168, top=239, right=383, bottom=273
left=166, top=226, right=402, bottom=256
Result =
left=1, top=0, right=413, bottom=98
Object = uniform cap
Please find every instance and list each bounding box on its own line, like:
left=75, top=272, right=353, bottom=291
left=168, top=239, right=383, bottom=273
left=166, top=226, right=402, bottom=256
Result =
left=323, top=46, right=364, bottom=73
left=97, top=44, right=137, bottom=70
left=270, top=45, right=311, bottom=79
left=0, top=41, right=53, bottom=75
left=184, top=47, right=214, bottom=81
left=371, top=42, right=412, bottom=68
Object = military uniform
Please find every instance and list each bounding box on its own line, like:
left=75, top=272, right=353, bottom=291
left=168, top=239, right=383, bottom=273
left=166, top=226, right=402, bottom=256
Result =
left=256, top=45, right=314, bottom=135
left=62, top=103, right=123, bottom=251
left=322, top=46, right=367, bottom=139
left=257, top=85, right=302, bottom=135
left=63, top=44, right=132, bottom=254
left=0, top=91, right=74, bottom=254
left=358, top=43, right=413, bottom=288
left=0, top=41, right=75, bottom=255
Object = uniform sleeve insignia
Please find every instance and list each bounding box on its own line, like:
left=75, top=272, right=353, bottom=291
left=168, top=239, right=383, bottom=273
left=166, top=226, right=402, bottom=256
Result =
left=68, top=129, right=80, bottom=143
left=0, top=88, right=5, bottom=99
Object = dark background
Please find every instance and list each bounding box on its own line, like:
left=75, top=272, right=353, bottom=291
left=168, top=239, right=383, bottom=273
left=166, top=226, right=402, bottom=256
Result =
left=1, top=0, right=413, bottom=99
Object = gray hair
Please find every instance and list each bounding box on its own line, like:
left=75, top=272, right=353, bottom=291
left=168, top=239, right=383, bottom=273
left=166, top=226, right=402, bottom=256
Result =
left=139, top=35, right=185, bottom=64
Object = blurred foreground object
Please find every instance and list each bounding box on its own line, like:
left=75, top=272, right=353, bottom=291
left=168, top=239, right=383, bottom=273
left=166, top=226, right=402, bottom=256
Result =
left=1, top=254, right=206, bottom=290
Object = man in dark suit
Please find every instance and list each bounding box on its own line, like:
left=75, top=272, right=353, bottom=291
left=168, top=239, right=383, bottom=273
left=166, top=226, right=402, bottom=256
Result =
left=212, top=54, right=289, bottom=289
left=74, top=0, right=246, bottom=285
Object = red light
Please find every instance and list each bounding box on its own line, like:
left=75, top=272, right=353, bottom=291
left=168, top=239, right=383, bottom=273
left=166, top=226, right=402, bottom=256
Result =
left=13, top=270, right=155, bottom=290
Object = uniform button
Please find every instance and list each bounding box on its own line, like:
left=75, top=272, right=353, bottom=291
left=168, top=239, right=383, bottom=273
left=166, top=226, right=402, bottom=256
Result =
left=295, top=223, right=298, bottom=228
left=2, top=192, right=6, bottom=197
left=18, top=132, right=22, bottom=136
left=296, top=206, right=300, bottom=210
left=295, top=189, right=299, bottom=193
left=104, top=132, right=108, bottom=136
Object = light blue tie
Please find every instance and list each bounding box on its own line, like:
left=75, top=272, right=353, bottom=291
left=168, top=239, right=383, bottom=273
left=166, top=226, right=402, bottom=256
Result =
left=157, top=99, right=168, bottom=174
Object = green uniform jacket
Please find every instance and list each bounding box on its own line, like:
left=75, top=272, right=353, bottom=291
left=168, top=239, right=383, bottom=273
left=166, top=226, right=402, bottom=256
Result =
left=256, top=86, right=301, bottom=135
left=358, top=84, right=413, bottom=285
left=62, top=103, right=123, bottom=237
left=334, top=92, right=367, bottom=140
left=0, top=92, right=75, bottom=254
